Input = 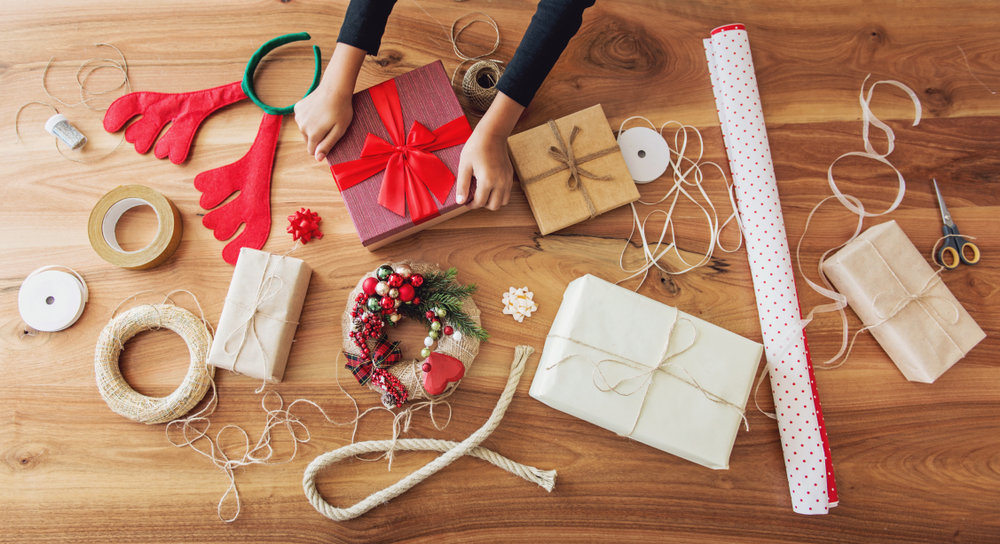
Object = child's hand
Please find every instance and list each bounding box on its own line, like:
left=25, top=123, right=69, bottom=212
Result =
left=293, top=43, right=366, bottom=162
left=294, top=88, right=353, bottom=162
left=455, top=93, right=525, bottom=211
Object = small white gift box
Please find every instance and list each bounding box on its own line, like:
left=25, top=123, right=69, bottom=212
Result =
left=529, top=275, right=763, bottom=469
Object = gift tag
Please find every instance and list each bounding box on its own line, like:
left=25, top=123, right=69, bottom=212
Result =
left=617, top=127, right=670, bottom=183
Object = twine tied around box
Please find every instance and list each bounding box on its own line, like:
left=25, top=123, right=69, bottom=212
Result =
left=546, top=312, right=748, bottom=437
left=520, top=121, right=621, bottom=218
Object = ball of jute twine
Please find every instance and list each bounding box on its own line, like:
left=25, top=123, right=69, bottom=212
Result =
left=462, top=60, right=505, bottom=112
left=95, top=303, right=214, bottom=424
left=341, top=261, right=481, bottom=406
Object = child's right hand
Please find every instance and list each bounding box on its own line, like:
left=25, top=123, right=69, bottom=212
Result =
left=293, top=43, right=367, bottom=162
left=294, top=86, right=354, bottom=162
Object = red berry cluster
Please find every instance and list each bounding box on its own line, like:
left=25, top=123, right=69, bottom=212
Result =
left=349, top=292, right=384, bottom=356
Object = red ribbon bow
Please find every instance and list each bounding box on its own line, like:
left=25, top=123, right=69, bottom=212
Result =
left=331, top=78, right=472, bottom=224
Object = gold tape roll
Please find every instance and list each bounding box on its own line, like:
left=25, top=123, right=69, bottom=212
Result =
left=88, top=185, right=182, bottom=270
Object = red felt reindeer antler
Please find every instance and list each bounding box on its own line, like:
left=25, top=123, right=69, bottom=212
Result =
left=103, top=81, right=248, bottom=164
left=194, top=113, right=282, bottom=265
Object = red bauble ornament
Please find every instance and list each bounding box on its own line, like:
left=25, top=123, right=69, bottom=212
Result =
left=286, top=207, right=323, bottom=243
left=412, top=296, right=421, bottom=305
left=425, top=311, right=436, bottom=320
left=409, top=274, right=424, bottom=287
left=362, top=277, right=379, bottom=296
left=387, top=273, right=403, bottom=288
left=397, top=282, right=415, bottom=302
left=443, top=325, right=454, bottom=336
left=379, top=296, right=395, bottom=310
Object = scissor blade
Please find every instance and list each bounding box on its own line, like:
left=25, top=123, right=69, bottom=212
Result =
left=933, top=179, right=954, bottom=226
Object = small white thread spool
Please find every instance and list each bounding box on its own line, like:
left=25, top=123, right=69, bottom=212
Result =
left=45, top=114, right=87, bottom=150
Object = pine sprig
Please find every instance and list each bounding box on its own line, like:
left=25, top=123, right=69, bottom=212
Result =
left=395, top=267, right=489, bottom=342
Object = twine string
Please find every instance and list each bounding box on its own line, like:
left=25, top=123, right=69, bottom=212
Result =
left=546, top=316, right=748, bottom=436
left=14, top=43, right=129, bottom=162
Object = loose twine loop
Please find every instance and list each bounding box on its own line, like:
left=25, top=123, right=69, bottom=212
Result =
left=615, top=118, right=744, bottom=291
left=303, top=345, right=556, bottom=522
left=14, top=43, right=130, bottom=163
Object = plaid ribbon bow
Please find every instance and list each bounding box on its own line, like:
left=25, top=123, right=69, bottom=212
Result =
left=344, top=334, right=403, bottom=385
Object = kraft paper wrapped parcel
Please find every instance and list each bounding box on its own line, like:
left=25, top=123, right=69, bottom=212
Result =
left=529, top=275, right=763, bottom=469
left=507, top=105, right=639, bottom=235
left=208, top=248, right=312, bottom=383
left=822, top=220, right=985, bottom=383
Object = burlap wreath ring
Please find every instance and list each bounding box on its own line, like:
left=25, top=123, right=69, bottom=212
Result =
left=341, top=261, right=481, bottom=406
left=95, top=302, right=214, bottom=424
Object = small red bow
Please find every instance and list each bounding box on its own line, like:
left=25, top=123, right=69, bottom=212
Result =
left=331, top=79, right=472, bottom=224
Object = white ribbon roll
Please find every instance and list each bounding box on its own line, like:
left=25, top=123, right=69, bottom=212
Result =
left=18, top=266, right=88, bottom=332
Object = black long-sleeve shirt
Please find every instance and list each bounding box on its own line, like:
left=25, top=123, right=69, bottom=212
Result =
left=337, top=0, right=595, bottom=107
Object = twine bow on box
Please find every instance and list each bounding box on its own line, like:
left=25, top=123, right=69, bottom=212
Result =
left=547, top=312, right=748, bottom=437
left=520, top=120, right=621, bottom=218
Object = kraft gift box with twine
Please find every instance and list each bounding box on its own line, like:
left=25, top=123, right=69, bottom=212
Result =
left=208, top=248, right=312, bottom=383
left=529, top=274, right=763, bottom=469
left=507, top=104, right=640, bottom=235
left=822, top=220, right=985, bottom=383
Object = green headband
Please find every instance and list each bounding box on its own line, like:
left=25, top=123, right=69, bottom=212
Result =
left=242, top=32, right=322, bottom=116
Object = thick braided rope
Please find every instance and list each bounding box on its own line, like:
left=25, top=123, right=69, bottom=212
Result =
left=303, top=345, right=552, bottom=520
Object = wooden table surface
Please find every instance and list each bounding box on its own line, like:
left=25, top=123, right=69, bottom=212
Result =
left=2, top=0, right=998, bottom=542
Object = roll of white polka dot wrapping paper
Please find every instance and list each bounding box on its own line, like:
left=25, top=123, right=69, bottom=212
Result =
left=705, top=24, right=838, bottom=515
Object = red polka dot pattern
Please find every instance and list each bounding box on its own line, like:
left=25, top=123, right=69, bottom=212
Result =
left=705, top=25, right=838, bottom=515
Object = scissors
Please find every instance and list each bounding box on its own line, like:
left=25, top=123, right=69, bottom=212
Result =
left=933, top=179, right=980, bottom=269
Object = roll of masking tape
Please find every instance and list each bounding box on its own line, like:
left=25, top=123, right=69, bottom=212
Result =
left=18, top=266, right=89, bottom=332
left=88, top=185, right=182, bottom=270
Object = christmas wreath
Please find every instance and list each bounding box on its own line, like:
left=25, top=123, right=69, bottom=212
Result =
left=341, top=262, right=488, bottom=408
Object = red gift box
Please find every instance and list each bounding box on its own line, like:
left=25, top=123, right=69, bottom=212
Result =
left=327, top=61, right=472, bottom=250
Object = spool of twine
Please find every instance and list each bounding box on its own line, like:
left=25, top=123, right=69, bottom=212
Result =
left=95, top=303, right=214, bottom=424
left=462, top=60, right=505, bottom=112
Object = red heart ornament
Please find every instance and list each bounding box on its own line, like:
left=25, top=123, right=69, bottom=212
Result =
left=421, top=352, right=466, bottom=396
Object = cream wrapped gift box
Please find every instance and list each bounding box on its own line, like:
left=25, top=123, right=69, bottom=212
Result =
left=207, top=248, right=312, bottom=383
left=529, top=274, right=763, bottom=469
left=822, top=220, right=985, bottom=383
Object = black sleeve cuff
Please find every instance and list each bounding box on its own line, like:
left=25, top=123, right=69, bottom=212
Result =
left=337, top=0, right=398, bottom=56
left=495, top=0, right=596, bottom=107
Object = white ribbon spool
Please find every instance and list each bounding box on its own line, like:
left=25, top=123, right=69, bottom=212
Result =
left=617, top=126, right=671, bottom=183
left=18, top=266, right=89, bottom=332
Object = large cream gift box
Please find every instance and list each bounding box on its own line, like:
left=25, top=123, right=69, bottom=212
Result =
left=529, top=275, right=763, bottom=469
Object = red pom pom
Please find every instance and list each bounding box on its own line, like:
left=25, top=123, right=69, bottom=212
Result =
left=412, top=296, right=421, bottom=305
left=286, top=208, right=323, bottom=243
left=397, top=283, right=415, bottom=302
left=362, top=277, right=379, bottom=296
left=409, top=274, right=424, bottom=287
